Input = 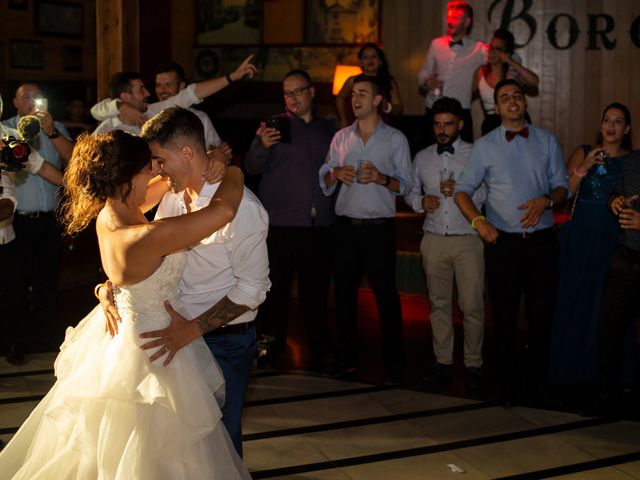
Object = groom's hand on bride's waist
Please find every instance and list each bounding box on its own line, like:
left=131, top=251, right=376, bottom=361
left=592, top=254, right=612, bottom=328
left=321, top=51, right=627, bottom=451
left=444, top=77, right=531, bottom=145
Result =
left=139, top=300, right=201, bottom=366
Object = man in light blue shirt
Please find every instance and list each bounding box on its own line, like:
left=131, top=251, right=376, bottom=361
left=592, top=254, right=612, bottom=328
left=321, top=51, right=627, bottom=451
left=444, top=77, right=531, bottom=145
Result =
left=455, top=79, right=568, bottom=405
left=3, top=83, right=73, bottom=356
left=320, top=74, right=413, bottom=384
left=404, top=97, right=485, bottom=388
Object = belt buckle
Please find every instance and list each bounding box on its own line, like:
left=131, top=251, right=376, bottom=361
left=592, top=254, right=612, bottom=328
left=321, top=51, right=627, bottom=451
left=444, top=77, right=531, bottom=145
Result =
left=522, top=231, right=532, bottom=239
left=351, top=218, right=363, bottom=226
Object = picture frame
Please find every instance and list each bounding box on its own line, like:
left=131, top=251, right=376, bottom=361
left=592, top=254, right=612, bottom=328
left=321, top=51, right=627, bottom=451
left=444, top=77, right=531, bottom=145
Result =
left=9, top=39, right=44, bottom=69
left=196, top=0, right=261, bottom=45
left=35, top=0, right=84, bottom=38
left=305, top=0, right=380, bottom=45
left=8, top=0, right=29, bottom=10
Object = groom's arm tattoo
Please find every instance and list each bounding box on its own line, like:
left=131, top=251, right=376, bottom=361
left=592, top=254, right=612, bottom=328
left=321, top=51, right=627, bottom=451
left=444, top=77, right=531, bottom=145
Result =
left=194, top=296, right=251, bottom=335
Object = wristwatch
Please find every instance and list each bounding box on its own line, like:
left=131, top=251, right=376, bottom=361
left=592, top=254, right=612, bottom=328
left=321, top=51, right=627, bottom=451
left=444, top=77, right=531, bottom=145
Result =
left=544, top=194, right=553, bottom=209
left=48, top=128, right=60, bottom=139
left=382, top=175, right=392, bottom=187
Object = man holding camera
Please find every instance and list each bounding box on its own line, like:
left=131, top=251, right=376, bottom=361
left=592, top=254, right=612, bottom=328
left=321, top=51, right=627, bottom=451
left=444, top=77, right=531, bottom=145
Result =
left=245, top=69, right=338, bottom=375
left=2, top=84, right=73, bottom=359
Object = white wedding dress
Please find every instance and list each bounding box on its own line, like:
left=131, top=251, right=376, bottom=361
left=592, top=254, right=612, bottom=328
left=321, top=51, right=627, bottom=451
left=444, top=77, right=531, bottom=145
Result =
left=0, top=252, right=251, bottom=480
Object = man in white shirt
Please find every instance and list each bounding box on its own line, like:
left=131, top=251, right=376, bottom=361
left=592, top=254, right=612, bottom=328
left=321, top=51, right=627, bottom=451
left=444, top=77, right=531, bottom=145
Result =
left=91, top=55, right=255, bottom=136
left=404, top=97, right=485, bottom=389
left=154, top=62, right=223, bottom=150
left=101, top=107, right=269, bottom=457
left=417, top=1, right=486, bottom=144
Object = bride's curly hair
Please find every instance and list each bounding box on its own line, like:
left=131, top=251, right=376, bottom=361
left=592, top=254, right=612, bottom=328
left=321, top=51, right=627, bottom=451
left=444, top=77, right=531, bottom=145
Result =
left=60, top=130, right=151, bottom=235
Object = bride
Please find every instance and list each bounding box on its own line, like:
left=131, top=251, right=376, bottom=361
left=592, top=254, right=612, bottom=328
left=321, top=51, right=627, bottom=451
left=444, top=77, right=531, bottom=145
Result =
left=0, top=130, right=251, bottom=479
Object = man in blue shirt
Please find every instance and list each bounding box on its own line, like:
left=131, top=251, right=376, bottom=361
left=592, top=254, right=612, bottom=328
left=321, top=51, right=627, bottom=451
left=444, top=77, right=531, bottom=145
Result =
left=455, top=79, right=568, bottom=404
left=320, top=74, right=413, bottom=384
left=405, top=97, right=486, bottom=388
left=3, top=83, right=74, bottom=359
left=245, top=70, right=338, bottom=375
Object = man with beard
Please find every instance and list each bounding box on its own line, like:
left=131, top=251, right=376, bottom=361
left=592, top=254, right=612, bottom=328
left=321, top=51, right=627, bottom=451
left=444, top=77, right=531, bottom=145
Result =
left=92, top=56, right=255, bottom=136
left=417, top=1, right=486, bottom=144
left=404, top=97, right=485, bottom=388
left=320, top=74, right=413, bottom=384
left=245, top=70, right=338, bottom=375
left=455, top=79, right=567, bottom=405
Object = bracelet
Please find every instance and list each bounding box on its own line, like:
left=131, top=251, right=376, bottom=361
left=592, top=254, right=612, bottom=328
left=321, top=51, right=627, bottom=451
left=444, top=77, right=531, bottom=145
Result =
left=382, top=174, right=392, bottom=187
left=225, top=73, right=234, bottom=84
left=330, top=168, right=337, bottom=180
left=572, top=166, right=587, bottom=177
left=471, top=215, right=486, bottom=229
left=47, top=128, right=60, bottom=139
left=94, top=282, right=107, bottom=300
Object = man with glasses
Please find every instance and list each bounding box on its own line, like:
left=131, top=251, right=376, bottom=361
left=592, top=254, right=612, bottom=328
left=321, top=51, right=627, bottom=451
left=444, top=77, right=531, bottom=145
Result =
left=245, top=69, right=339, bottom=375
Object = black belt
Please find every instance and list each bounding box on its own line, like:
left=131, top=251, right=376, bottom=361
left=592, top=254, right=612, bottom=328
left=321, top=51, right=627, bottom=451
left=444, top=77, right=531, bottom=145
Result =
left=203, top=321, right=254, bottom=338
left=338, top=216, right=393, bottom=226
left=15, top=210, right=55, bottom=219
left=497, top=227, right=554, bottom=239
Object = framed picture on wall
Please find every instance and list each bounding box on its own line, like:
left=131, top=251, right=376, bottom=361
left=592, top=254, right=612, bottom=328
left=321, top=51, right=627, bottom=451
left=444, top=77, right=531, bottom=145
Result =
left=35, top=0, right=83, bottom=38
left=9, top=0, right=29, bottom=10
left=196, top=0, right=261, bottom=45
left=305, top=0, right=379, bottom=45
left=9, top=39, right=44, bottom=69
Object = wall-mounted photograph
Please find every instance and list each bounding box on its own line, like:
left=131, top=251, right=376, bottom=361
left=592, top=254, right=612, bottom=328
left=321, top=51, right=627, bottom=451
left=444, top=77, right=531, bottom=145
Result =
left=305, top=0, right=379, bottom=45
left=197, top=0, right=261, bottom=45
left=9, top=39, right=44, bottom=69
left=35, top=0, right=84, bottom=38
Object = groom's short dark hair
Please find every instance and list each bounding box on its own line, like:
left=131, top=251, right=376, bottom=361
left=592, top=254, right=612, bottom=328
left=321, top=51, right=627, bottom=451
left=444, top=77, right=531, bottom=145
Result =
left=141, top=106, right=206, bottom=152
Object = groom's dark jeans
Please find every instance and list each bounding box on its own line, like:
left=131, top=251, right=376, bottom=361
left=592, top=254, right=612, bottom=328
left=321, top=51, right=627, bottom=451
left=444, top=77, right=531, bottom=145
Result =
left=204, top=323, right=257, bottom=457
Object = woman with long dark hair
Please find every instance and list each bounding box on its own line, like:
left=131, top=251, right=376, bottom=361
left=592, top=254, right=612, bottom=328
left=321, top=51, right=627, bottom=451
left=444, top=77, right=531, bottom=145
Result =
left=473, top=29, right=539, bottom=135
left=336, top=43, right=403, bottom=128
left=549, top=103, right=632, bottom=392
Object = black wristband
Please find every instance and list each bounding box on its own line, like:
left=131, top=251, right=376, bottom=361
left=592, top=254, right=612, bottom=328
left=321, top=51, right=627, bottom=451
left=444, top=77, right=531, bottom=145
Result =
left=225, top=73, right=234, bottom=84
left=382, top=175, right=392, bottom=187
left=48, top=128, right=60, bottom=139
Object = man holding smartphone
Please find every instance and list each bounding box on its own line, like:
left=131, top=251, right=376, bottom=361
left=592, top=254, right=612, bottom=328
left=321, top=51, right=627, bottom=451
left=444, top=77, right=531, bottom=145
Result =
left=245, top=69, right=339, bottom=375
left=2, top=83, right=74, bottom=359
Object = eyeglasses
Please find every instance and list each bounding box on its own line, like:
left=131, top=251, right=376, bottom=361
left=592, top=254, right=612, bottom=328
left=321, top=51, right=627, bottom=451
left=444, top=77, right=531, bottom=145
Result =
left=283, top=85, right=312, bottom=98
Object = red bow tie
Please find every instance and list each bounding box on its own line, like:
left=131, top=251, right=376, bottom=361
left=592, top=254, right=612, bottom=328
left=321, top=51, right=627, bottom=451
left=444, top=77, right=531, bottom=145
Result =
left=505, top=127, right=529, bottom=142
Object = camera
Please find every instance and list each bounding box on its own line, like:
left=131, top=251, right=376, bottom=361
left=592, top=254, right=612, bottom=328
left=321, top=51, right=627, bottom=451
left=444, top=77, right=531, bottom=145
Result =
left=1, top=134, right=31, bottom=172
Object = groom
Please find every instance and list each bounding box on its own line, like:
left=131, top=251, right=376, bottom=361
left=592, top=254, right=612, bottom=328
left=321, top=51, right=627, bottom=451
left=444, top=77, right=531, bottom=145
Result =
left=101, top=107, right=270, bottom=456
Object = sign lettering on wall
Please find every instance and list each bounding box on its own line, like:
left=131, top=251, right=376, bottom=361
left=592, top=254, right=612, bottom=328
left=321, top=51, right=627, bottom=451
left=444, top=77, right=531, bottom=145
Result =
left=488, top=0, right=637, bottom=50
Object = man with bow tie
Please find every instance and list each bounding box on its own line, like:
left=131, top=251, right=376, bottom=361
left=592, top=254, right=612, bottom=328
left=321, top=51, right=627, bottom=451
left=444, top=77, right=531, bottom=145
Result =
left=455, top=79, right=568, bottom=405
left=405, top=97, right=486, bottom=389
left=417, top=1, right=486, bottom=145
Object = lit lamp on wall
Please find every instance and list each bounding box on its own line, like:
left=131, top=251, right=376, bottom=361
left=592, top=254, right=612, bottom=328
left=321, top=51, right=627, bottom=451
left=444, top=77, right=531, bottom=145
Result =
left=332, top=65, right=363, bottom=95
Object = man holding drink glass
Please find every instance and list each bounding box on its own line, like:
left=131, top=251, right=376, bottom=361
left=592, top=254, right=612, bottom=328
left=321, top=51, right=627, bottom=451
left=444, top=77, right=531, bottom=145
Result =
left=404, top=97, right=486, bottom=388
left=320, top=74, right=413, bottom=384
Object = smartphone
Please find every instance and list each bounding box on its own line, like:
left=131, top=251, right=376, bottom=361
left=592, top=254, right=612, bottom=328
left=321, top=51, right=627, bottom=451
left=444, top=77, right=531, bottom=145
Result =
left=34, top=97, right=48, bottom=112
left=265, top=116, right=291, bottom=143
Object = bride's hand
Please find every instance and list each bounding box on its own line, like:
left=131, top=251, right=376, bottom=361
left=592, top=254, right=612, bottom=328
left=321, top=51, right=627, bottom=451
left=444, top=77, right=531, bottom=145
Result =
left=139, top=300, right=200, bottom=366
left=98, top=281, right=121, bottom=337
left=201, top=148, right=228, bottom=184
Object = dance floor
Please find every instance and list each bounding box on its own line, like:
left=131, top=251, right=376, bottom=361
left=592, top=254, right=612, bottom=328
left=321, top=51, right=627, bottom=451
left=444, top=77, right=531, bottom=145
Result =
left=2, top=352, right=640, bottom=479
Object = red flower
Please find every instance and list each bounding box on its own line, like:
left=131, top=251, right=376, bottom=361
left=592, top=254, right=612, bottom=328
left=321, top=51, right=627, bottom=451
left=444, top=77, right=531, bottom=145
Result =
left=11, top=143, right=28, bottom=159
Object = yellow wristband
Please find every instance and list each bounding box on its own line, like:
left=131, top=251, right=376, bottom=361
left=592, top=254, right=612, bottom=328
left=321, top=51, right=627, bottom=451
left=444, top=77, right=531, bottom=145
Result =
left=471, top=215, right=486, bottom=229
left=94, top=282, right=107, bottom=300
